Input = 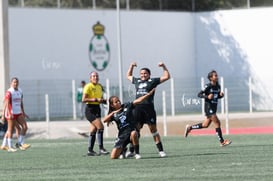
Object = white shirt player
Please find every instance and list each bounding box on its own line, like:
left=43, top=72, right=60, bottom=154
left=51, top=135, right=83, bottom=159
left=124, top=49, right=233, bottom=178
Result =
left=5, top=87, right=23, bottom=117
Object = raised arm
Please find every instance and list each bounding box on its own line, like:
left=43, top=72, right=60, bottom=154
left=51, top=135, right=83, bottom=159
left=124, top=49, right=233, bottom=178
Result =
left=158, top=62, right=170, bottom=83
left=127, top=62, right=137, bottom=82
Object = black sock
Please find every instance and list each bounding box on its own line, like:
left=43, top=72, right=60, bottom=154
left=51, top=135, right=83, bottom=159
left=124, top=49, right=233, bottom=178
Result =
left=156, top=142, right=164, bottom=152
left=88, top=132, right=96, bottom=152
left=97, top=129, right=104, bottom=149
left=191, top=123, right=203, bottom=130
left=122, top=147, right=127, bottom=155
left=129, top=143, right=134, bottom=153
left=215, top=127, right=224, bottom=143
left=134, top=144, right=139, bottom=154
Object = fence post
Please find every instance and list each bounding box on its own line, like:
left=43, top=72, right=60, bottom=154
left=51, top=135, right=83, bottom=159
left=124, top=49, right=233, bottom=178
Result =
left=104, top=78, right=110, bottom=138
left=72, top=80, right=77, bottom=120
left=45, top=94, right=50, bottom=138
left=162, top=91, right=167, bottom=136
left=170, top=78, right=175, bottom=116
left=221, top=77, right=225, bottom=114
left=249, top=77, right=253, bottom=113
left=224, top=88, right=229, bottom=135
left=201, top=77, right=205, bottom=115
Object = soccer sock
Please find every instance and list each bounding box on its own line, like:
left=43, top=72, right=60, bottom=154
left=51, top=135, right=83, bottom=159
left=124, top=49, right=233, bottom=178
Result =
left=129, top=143, right=134, bottom=153
left=7, top=138, right=12, bottom=148
left=191, top=123, right=203, bottom=129
left=97, top=129, right=104, bottom=149
left=18, top=135, right=24, bottom=145
left=1, top=137, right=7, bottom=147
left=134, top=144, right=140, bottom=154
left=88, top=132, right=96, bottom=152
left=156, top=142, right=164, bottom=152
left=215, top=127, right=224, bottom=143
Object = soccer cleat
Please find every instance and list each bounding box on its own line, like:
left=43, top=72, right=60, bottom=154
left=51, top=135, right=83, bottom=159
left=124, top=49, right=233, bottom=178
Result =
left=18, top=146, right=26, bottom=151
left=159, top=151, right=167, bottom=158
left=99, top=148, right=109, bottom=155
left=135, top=154, right=141, bottom=159
left=0, top=146, right=9, bottom=151
left=119, top=147, right=127, bottom=159
left=15, top=143, right=30, bottom=150
left=184, top=124, right=191, bottom=138
left=119, top=154, right=124, bottom=159
left=87, top=150, right=99, bottom=156
left=7, top=147, right=17, bottom=152
left=220, top=140, right=232, bottom=147
left=125, top=151, right=135, bottom=158
left=21, top=143, right=31, bottom=149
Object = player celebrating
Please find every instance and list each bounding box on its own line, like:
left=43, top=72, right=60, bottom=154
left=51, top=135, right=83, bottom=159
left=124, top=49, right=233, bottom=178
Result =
left=184, top=70, right=232, bottom=146
left=127, top=62, right=170, bottom=157
left=103, top=89, right=155, bottom=159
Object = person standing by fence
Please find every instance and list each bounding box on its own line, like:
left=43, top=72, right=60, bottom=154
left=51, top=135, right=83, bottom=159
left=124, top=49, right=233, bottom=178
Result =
left=82, top=71, right=109, bottom=156
left=184, top=70, right=232, bottom=147
left=77, top=80, right=86, bottom=120
left=1, top=77, right=31, bottom=152
left=127, top=62, right=170, bottom=158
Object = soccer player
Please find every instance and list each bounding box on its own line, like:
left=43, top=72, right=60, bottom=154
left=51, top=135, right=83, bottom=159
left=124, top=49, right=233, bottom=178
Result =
left=184, top=70, right=232, bottom=146
left=82, top=71, right=109, bottom=156
left=127, top=62, right=170, bottom=157
left=1, top=77, right=31, bottom=152
left=103, top=88, right=155, bottom=159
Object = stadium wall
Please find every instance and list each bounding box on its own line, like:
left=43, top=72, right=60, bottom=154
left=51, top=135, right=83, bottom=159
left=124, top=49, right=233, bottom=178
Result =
left=7, top=7, right=273, bottom=119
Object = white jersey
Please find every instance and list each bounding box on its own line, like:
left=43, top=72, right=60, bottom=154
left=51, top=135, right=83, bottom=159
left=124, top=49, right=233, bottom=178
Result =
left=5, top=87, right=23, bottom=116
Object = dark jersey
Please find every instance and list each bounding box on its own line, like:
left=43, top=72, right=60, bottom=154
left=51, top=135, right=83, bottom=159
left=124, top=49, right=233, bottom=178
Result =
left=110, top=102, right=136, bottom=133
left=198, top=82, right=223, bottom=116
left=132, top=77, right=161, bottom=105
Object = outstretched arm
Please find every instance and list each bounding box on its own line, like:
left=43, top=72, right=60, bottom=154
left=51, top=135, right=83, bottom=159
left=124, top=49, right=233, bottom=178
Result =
left=127, top=62, right=137, bottom=82
left=132, top=88, right=155, bottom=105
left=103, top=108, right=121, bottom=126
left=158, top=62, right=170, bottom=83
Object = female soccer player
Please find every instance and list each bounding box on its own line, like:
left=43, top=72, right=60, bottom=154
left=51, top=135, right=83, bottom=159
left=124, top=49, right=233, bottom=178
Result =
left=184, top=70, right=232, bottom=146
left=127, top=62, right=170, bottom=157
left=103, top=88, right=155, bottom=159
left=1, top=77, right=30, bottom=152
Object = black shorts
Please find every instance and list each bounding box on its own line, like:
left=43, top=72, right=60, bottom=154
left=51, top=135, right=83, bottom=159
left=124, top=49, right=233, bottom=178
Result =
left=204, top=102, right=217, bottom=117
left=85, top=104, right=101, bottom=123
left=114, top=128, right=133, bottom=149
left=133, top=104, right=157, bottom=125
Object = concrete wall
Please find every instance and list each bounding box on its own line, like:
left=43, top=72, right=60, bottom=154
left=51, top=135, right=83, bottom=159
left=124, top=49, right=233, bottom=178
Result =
left=8, top=8, right=195, bottom=82
left=7, top=7, right=273, bottom=115
left=195, top=8, right=273, bottom=110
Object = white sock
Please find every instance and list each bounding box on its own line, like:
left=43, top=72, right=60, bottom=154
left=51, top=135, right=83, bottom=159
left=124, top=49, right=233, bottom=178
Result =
left=1, top=137, right=7, bottom=147
left=19, top=135, right=25, bottom=144
left=7, top=138, right=12, bottom=148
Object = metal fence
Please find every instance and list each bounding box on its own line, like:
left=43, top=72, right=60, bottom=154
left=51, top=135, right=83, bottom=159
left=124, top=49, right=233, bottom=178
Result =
left=19, top=76, right=273, bottom=121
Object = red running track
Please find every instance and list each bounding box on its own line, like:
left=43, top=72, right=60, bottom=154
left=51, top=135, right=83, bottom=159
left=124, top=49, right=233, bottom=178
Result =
left=190, top=126, right=273, bottom=135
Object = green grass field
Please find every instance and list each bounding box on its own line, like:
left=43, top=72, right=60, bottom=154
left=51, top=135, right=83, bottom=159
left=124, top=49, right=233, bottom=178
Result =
left=1, top=134, right=273, bottom=181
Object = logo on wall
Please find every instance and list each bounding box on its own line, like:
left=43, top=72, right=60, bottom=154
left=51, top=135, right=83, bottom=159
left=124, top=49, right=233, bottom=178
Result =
left=89, top=21, right=110, bottom=71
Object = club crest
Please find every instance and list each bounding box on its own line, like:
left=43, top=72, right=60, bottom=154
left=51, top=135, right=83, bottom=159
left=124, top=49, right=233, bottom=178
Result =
left=88, top=21, right=110, bottom=71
